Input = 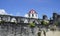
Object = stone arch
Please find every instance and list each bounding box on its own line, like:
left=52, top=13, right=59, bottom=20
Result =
left=24, top=19, right=28, bottom=23
left=11, top=18, right=17, bottom=23
left=34, top=20, right=39, bottom=24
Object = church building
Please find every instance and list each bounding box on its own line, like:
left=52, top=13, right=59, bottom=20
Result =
left=25, top=9, right=38, bottom=19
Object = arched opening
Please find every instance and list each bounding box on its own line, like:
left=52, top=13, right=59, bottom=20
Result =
left=11, top=18, right=17, bottom=23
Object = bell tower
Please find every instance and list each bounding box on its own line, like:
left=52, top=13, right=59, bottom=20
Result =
left=26, top=9, right=38, bottom=19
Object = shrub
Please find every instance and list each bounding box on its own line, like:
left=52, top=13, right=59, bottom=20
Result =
left=0, top=20, right=5, bottom=23
left=41, top=20, right=49, bottom=26
left=29, top=22, right=35, bottom=27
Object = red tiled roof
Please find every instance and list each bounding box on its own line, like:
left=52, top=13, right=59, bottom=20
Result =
left=28, top=9, right=37, bottom=14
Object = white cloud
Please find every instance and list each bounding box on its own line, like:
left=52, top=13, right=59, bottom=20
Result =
left=0, top=9, right=13, bottom=15
left=0, top=9, right=8, bottom=15
left=25, top=14, right=28, bottom=17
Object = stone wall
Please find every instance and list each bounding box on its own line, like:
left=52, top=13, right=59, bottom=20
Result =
left=0, top=23, right=60, bottom=36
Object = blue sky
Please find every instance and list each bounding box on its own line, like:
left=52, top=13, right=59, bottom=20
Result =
left=0, top=0, right=60, bottom=19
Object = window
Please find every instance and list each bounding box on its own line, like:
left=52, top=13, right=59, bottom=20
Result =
left=32, top=14, right=34, bottom=17
left=29, top=14, right=30, bottom=17
left=36, top=14, right=37, bottom=17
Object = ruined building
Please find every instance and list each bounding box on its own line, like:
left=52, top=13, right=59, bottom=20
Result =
left=0, top=9, right=60, bottom=36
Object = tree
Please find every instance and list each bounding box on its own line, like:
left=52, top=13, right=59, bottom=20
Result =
left=41, top=20, right=49, bottom=26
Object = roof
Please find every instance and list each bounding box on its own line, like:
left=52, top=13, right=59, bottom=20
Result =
left=28, top=9, right=37, bottom=14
